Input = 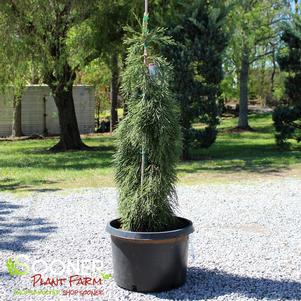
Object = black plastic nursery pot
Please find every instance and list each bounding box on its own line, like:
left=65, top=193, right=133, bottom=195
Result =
left=106, top=217, right=194, bottom=292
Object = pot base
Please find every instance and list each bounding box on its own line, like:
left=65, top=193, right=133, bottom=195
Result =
left=106, top=217, right=194, bottom=292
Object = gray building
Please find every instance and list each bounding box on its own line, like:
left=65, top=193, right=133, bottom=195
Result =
left=0, top=85, right=95, bottom=137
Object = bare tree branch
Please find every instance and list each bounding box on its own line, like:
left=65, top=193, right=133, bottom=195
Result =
left=250, top=50, right=274, bottom=64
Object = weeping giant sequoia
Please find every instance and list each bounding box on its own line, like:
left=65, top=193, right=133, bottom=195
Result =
left=114, top=25, right=181, bottom=232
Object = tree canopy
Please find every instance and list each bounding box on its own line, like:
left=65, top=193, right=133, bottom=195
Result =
left=0, top=0, right=299, bottom=153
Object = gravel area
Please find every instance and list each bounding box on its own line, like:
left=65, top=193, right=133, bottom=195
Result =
left=0, top=179, right=301, bottom=301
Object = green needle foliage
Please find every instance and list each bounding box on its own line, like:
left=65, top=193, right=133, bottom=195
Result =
left=114, top=25, right=181, bottom=232
left=162, top=0, right=229, bottom=159
left=273, top=14, right=301, bottom=146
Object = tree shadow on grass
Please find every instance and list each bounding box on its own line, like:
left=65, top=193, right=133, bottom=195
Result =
left=0, top=179, right=27, bottom=191
left=179, top=159, right=290, bottom=174
left=0, top=178, right=62, bottom=193
left=0, top=148, right=114, bottom=171
left=179, top=143, right=301, bottom=174
left=0, top=200, right=57, bottom=253
left=154, top=267, right=301, bottom=300
left=26, top=144, right=116, bottom=155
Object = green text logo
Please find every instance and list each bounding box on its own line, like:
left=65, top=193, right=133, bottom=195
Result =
left=99, top=272, right=112, bottom=280
left=6, top=257, right=30, bottom=277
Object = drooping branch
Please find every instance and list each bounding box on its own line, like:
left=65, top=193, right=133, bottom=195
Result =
left=9, top=0, right=38, bottom=36
left=250, top=50, right=274, bottom=64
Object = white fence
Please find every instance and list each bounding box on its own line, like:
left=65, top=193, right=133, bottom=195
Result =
left=0, top=85, right=95, bottom=137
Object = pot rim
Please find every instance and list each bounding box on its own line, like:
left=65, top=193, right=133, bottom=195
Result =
left=106, top=217, right=194, bottom=240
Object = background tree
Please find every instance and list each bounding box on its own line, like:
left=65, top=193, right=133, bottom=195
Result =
left=90, top=0, right=141, bottom=133
left=273, top=14, right=301, bottom=146
left=76, top=59, right=111, bottom=129
left=226, top=0, right=287, bottom=130
left=1, top=0, right=99, bottom=150
left=163, top=0, right=229, bottom=159
left=0, top=11, right=31, bottom=137
left=295, top=0, right=300, bottom=13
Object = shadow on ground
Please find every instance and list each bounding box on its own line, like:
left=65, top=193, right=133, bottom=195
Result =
left=154, top=267, right=301, bottom=300
left=178, top=143, right=301, bottom=174
left=0, top=150, right=114, bottom=171
left=0, top=200, right=57, bottom=253
left=0, top=178, right=62, bottom=193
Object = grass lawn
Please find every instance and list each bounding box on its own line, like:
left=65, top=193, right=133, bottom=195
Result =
left=0, top=113, right=300, bottom=193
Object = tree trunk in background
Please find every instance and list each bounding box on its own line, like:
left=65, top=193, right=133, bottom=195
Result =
left=45, top=59, right=88, bottom=152
left=271, top=45, right=276, bottom=97
left=50, top=82, right=88, bottom=151
left=31, top=60, right=40, bottom=84
left=110, top=52, right=119, bottom=133
left=181, top=111, right=193, bottom=160
left=238, top=48, right=250, bottom=129
left=12, top=95, right=23, bottom=137
left=42, top=97, right=48, bottom=136
left=260, top=60, right=266, bottom=107
left=123, top=102, right=128, bottom=117
left=121, top=51, right=127, bottom=118
left=96, top=98, right=101, bottom=129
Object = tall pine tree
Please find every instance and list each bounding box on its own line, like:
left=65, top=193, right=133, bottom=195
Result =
left=273, top=15, right=301, bottom=145
left=163, top=0, right=228, bottom=159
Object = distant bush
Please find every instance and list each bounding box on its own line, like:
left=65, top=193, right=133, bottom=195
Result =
left=273, top=106, right=301, bottom=146
left=184, top=127, right=218, bottom=151
left=96, top=119, right=110, bottom=133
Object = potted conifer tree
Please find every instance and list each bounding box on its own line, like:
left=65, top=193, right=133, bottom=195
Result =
left=106, top=5, right=194, bottom=292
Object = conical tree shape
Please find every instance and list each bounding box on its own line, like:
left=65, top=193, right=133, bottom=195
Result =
left=273, top=15, right=301, bottom=146
left=114, top=26, right=181, bottom=232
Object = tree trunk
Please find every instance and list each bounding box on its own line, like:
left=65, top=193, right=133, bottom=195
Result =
left=271, top=45, right=276, bottom=97
left=260, top=60, right=266, bottom=107
left=238, top=49, right=251, bottom=129
left=50, top=83, right=88, bottom=152
left=12, top=95, right=23, bottom=137
left=110, top=52, right=119, bottom=133
left=121, top=51, right=128, bottom=118
left=181, top=134, right=190, bottom=160
left=31, top=60, right=40, bottom=84
left=123, top=102, right=128, bottom=117
left=96, top=99, right=100, bottom=129
left=181, top=115, right=193, bottom=160
left=42, top=97, right=48, bottom=136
